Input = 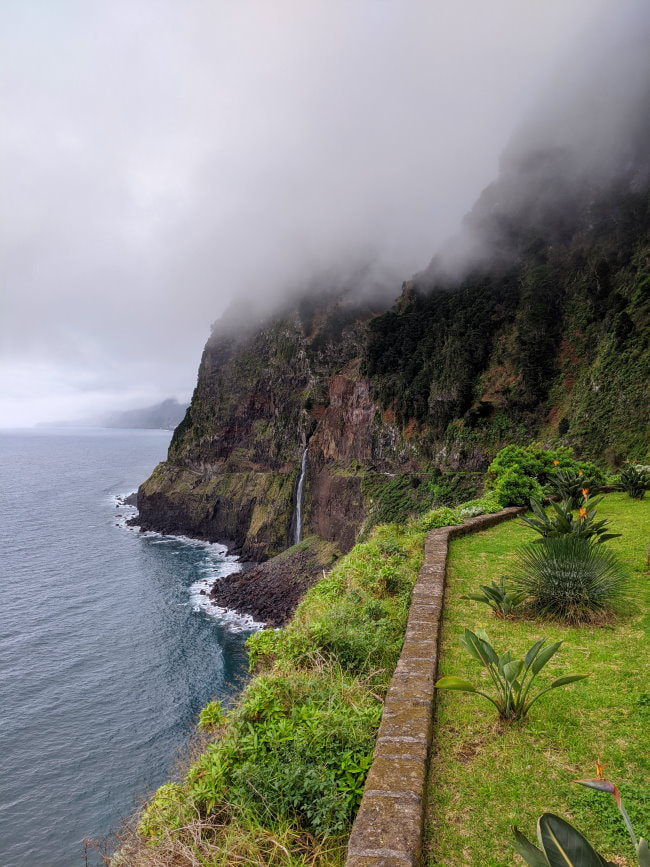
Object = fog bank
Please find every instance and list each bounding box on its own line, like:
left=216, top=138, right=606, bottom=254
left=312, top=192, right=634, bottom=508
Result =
left=4, top=0, right=645, bottom=425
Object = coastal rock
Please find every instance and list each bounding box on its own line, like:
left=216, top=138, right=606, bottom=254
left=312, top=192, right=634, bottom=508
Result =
left=209, top=536, right=339, bottom=627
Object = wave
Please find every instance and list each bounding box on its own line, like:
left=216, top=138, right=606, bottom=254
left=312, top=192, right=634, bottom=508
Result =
left=110, top=492, right=264, bottom=632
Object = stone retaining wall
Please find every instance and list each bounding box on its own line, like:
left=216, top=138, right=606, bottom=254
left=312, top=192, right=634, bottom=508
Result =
left=345, top=507, right=524, bottom=867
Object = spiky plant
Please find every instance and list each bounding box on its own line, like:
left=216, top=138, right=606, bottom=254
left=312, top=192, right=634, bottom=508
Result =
left=521, top=495, right=621, bottom=544
left=547, top=469, right=596, bottom=508
left=515, top=537, right=627, bottom=623
left=618, top=463, right=649, bottom=500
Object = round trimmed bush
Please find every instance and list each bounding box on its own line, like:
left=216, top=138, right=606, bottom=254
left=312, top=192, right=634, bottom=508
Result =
left=493, top=469, right=543, bottom=507
left=514, top=536, right=627, bottom=623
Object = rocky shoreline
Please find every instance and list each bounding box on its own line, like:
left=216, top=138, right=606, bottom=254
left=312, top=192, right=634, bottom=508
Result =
left=204, top=537, right=340, bottom=627
left=122, top=490, right=340, bottom=627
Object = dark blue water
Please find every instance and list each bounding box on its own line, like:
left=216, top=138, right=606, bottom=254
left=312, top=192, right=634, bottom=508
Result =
left=0, top=429, right=252, bottom=867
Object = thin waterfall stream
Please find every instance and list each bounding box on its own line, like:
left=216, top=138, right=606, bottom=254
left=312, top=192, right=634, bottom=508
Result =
left=293, top=447, right=308, bottom=545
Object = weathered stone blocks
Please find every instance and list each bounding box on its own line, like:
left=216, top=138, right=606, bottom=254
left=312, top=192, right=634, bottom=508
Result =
left=345, top=507, right=525, bottom=866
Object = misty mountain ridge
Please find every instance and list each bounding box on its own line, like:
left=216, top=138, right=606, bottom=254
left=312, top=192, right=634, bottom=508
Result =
left=38, top=399, right=189, bottom=430
left=99, top=399, right=189, bottom=430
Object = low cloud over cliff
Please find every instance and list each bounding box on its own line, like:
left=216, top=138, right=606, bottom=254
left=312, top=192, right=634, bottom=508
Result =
left=1, top=0, right=648, bottom=425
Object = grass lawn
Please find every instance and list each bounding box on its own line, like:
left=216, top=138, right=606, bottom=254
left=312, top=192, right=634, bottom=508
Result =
left=425, top=493, right=650, bottom=866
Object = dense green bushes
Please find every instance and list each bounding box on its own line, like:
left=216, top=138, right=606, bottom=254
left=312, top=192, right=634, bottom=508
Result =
left=485, top=444, right=607, bottom=507
left=360, top=469, right=482, bottom=532
left=128, top=523, right=425, bottom=864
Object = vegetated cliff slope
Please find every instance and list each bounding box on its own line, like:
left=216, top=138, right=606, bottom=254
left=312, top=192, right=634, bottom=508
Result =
left=138, top=155, right=649, bottom=561
left=366, top=153, right=650, bottom=466
left=137, top=294, right=422, bottom=559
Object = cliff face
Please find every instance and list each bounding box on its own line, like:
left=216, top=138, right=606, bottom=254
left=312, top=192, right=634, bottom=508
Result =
left=137, top=297, right=419, bottom=558
left=138, top=153, right=649, bottom=560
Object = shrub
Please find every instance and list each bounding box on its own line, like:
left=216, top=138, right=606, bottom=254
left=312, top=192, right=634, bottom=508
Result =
left=185, top=674, right=382, bottom=836
left=574, top=460, right=608, bottom=487
left=457, top=494, right=502, bottom=518
left=520, top=495, right=621, bottom=544
left=487, top=445, right=607, bottom=491
left=435, top=629, right=587, bottom=722
left=198, top=700, right=226, bottom=730
left=494, top=469, right=543, bottom=507
left=137, top=784, right=191, bottom=841
left=515, top=537, right=628, bottom=623
left=618, top=464, right=650, bottom=499
left=488, top=445, right=542, bottom=481
left=416, top=506, right=462, bottom=531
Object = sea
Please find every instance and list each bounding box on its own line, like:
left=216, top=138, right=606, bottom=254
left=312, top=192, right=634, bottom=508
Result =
left=0, top=428, right=257, bottom=867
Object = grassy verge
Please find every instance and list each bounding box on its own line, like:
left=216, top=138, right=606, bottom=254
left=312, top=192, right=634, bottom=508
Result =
left=116, top=522, right=425, bottom=866
left=425, top=493, right=650, bottom=866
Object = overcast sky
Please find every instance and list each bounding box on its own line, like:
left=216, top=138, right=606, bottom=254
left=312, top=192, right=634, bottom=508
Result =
left=0, top=0, right=629, bottom=426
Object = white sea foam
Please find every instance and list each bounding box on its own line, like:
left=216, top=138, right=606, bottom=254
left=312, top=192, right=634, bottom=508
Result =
left=110, top=492, right=263, bottom=631
left=189, top=576, right=265, bottom=632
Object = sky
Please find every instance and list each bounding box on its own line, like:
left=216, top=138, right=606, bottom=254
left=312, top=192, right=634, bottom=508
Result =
left=0, top=0, right=636, bottom=426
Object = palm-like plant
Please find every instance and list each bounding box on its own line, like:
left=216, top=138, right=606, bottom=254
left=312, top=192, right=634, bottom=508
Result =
left=521, top=495, right=621, bottom=544
left=435, top=630, right=588, bottom=721
left=515, top=536, right=628, bottom=623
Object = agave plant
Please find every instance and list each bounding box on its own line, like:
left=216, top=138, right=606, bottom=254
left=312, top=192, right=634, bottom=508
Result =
left=546, top=469, right=590, bottom=508
left=515, top=536, right=628, bottom=623
left=462, top=577, right=526, bottom=617
left=435, top=630, right=588, bottom=721
left=513, top=769, right=650, bottom=866
left=521, top=495, right=621, bottom=544
left=617, top=463, right=650, bottom=500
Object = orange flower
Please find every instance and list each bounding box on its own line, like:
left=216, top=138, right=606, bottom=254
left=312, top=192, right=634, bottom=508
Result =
left=553, top=459, right=559, bottom=466
left=579, top=507, right=587, bottom=518
left=596, top=759, right=606, bottom=780
left=582, top=488, right=589, bottom=497
left=578, top=470, right=583, bottom=476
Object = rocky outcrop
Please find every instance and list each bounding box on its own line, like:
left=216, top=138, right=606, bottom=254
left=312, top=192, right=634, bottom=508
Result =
left=208, top=536, right=340, bottom=626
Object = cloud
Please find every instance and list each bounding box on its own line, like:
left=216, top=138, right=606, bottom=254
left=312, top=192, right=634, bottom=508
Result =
left=3, top=0, right=639, bottom=425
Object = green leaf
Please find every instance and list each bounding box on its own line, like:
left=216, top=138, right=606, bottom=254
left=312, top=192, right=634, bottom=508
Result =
left=525, top=638, right=547, bottom=669
left=513, top=827, right=549, bottom=866
left=549, top=674, right=589, bottom=688
left=435, top=676, right=477, bottom=692
left=537, top=813, right=605, bottom=866
left=474, top=630, right=499, bottom=666
left=532, top=641, right=563, bottom=674
left=460, top=634, right=482, bottom=662
left=464, top=630, right=498, bottom=667
left=503, top=659, right=524, bottom=684
left=499, top=651, right=513, bottom=671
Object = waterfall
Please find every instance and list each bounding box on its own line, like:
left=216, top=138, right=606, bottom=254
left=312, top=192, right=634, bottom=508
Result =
left=293, top=447, right=308, bottom=545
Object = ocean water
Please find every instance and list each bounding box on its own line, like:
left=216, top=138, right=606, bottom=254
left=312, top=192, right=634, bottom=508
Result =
left=0, top=429, right=254, bottom=867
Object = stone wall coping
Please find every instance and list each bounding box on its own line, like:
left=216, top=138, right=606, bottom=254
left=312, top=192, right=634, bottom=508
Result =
left=345, top=506, right=525, bottom=867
